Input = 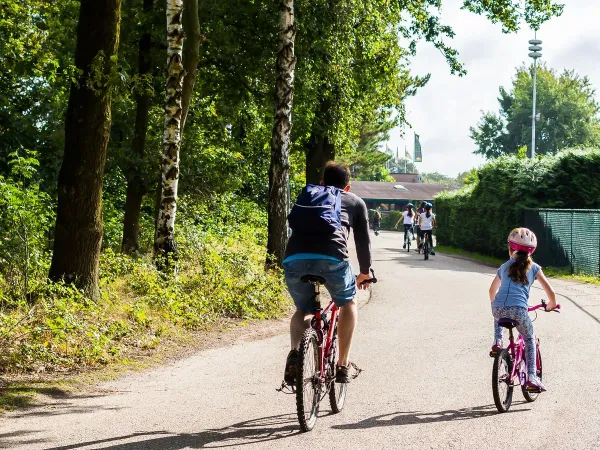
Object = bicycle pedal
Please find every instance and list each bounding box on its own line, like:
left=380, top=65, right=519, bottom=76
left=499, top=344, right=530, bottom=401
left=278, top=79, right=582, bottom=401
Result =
left=275, top=381, right=295, bottom=394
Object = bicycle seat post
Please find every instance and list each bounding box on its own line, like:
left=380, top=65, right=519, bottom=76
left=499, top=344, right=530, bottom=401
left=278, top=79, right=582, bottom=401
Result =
left=311, top=281, right=322, bottom=312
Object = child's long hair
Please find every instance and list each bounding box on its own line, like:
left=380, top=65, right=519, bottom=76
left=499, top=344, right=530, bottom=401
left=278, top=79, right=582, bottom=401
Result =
left=407, top=205, right=413, bottom=217
left=508, top=250, right=533, bottom=285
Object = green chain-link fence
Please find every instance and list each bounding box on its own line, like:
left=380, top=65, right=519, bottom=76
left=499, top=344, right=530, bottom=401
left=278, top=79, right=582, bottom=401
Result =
left=523, top=208, right=600, bottom=276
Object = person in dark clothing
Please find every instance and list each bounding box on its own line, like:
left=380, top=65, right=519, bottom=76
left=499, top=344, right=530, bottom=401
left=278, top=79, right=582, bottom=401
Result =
left=373, top=208, right=381, bottom=235
left=283, top=161, right=372, bottom=384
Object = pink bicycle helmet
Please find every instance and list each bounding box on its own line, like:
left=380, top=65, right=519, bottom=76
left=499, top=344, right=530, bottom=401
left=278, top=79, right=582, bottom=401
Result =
left=507, top=228, right=537, bottom=254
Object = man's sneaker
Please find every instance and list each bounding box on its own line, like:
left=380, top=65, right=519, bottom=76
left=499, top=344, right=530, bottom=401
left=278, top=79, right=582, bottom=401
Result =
left=336, top=365, right=350, bottom=383
left=430, top=249, right=435, bottom=255
left=525, top=376, right=547, bottom=392
left=284, top=349, right=298, bottom=385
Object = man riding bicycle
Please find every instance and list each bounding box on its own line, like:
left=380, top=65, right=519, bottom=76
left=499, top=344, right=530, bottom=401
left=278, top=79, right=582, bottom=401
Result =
left=283, top=162, right=372, bottom=385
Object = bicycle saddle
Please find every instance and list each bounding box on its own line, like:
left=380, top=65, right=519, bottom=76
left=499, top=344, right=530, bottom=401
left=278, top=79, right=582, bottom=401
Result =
left=498, top=318, right=519, bottom=329
left=301, top=275, right=326, bottom=285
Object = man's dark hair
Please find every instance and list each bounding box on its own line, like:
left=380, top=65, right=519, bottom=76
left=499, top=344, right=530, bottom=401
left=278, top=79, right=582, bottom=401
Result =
left=322, top=161, right=351, bottom=189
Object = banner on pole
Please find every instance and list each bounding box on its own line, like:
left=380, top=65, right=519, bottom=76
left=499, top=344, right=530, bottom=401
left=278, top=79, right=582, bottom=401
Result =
left=414, top=133, right=422, bottom=162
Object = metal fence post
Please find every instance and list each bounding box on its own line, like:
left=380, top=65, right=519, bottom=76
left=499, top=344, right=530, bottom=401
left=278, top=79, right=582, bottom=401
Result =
left=570, top=211, right=574, bottom=275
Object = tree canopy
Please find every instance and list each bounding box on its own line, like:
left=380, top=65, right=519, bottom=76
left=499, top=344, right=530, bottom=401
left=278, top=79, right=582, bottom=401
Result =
left=471, top=64, right=600, bottom=159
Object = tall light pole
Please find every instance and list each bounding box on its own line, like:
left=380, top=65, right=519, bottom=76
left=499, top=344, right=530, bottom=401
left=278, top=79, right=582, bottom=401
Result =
left=528, top=35, right=542, bottom=158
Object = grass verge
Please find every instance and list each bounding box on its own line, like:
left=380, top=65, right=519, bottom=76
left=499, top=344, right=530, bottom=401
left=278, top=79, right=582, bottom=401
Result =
left=437, top=245, right=600, bottom=286
left=435, top=245, right=503, bottom=266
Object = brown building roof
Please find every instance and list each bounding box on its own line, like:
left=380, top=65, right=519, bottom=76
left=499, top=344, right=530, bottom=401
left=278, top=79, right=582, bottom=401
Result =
left=350, top=181, right=455, bottom=203
left=391, top=173, right=420, bottom=183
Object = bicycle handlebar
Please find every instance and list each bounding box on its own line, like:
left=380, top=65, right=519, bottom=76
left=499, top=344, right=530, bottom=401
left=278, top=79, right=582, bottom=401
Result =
left=528, top=299, right=561, bottom=313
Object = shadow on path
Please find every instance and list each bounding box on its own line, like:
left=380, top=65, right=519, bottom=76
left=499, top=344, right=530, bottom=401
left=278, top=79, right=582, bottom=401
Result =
left=331, top=404, right=529, bottom=430
left=45, top=413, right=314, bottom=449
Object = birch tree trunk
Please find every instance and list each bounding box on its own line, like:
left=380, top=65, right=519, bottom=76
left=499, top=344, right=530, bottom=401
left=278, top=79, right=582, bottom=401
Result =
left=49, top=0, right=122, bottom=300
left=266, top=0, right=296, bottom=268
left=181, top=0, right=200, bottom=133
left=154, top=0, right=185, bottom=266
left=121, top=0, right=153, bottom=255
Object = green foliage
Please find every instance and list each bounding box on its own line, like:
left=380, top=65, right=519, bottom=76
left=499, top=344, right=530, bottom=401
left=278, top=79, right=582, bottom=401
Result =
left=471, top=64, right=600, bottom=159
left=0, top=151, right=53, bottom=303
left=420, top=172, right=457, bottom=185
left=0, top=196, right=289, bottom=373
left=435, top=148, right=600, bottom=256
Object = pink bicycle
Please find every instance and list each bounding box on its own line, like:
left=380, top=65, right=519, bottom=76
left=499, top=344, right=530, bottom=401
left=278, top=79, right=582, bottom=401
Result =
left=491, top=300, right=560, bottom=413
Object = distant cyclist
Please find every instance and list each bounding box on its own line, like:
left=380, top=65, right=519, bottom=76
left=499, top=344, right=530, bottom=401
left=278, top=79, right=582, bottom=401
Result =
left=283, top=162, right=372, bottom=385
left=415, top=201, right=426, bottom=248
left=373, top=208, right=381, bottom=235
left=394, top=203, right=415, bottom=248
left=417, top=202, right=435, bottom=255
left=488, top=228, right=557, bottom=392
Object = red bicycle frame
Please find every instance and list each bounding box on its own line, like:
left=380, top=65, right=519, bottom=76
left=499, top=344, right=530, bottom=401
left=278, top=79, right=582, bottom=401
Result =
left=311, top=294, right=338, bottom=384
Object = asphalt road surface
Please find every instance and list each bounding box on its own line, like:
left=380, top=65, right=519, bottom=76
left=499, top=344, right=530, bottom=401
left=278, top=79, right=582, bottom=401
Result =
left=2, top=230, right=600, bottom=449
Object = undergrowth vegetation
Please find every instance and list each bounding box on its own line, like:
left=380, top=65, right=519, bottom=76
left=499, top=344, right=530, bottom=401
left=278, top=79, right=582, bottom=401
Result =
left=0, top=169, right=289, bottom=373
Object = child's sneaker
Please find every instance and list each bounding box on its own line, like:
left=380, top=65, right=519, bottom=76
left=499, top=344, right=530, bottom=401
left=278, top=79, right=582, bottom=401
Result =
left=525, top=376, right=547, bottom=392
left=490, top=340, right=502, bottom=356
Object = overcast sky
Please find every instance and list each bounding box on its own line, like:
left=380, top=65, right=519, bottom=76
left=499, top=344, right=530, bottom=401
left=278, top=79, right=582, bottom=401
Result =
left=385, top=0, right=600, bottom=177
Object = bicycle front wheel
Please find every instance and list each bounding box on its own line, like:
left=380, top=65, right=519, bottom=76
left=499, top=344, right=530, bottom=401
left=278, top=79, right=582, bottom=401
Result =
left=329, top=330, right=347, bottom=413
left=492, top=349, right=514, bottom=412
left=522, top=344, right=543, bottom=402
left=296, top=329, right=321, bottom=431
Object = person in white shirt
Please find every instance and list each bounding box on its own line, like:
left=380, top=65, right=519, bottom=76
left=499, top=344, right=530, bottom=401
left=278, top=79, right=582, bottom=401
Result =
left=417, top=202, right=436, bottom=255
left=394, top=203, right=415, bottom=249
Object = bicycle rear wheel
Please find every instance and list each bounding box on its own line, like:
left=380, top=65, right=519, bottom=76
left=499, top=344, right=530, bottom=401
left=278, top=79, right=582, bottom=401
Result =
left=329, top=329, right=347, bottom=413
left=423, top=236, right=429, bottom=260
left=406, top=233, right=411, bottom=252
left=492, top=349, right=514, bottom=412
left=296, top=329, right=320, bottom=431
left=522, top=344, right=542, bottom=402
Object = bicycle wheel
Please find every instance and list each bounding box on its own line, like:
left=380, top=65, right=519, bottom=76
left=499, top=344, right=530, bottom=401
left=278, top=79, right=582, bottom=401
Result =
left=406, top=233, right=411, bottom=252
left=492, top=349, right=514, bottom=412
left=522, top=344, right=543, bottom=402
left=296, top=328, right=320, bottom=431
left=423, top=236, right=429, bottom=260
left=329, top=329, right=347, bottom=413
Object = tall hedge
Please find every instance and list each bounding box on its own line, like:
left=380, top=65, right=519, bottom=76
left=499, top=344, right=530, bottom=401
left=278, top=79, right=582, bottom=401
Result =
left=435, top=149, right=600, bottom=257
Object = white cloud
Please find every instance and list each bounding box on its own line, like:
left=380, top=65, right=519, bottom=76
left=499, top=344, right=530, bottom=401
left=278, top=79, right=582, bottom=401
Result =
left=386, top=0, right=600, bottom=176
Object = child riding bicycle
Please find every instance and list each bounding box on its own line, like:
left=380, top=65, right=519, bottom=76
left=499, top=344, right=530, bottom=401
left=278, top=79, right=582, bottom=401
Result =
left=488, top=228, right=557, bottom=392
left=394, top=203, right=415, bottom=248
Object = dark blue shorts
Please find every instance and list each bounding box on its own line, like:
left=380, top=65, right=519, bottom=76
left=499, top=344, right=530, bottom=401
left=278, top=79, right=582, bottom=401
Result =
left=283, top=259, right=356, bottom=313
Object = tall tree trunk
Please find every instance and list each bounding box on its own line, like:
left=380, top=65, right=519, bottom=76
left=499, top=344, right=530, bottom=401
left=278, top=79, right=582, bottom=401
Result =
left=266, top=0, right=296, bottom=268
left=121, top=0, right=153, bottom=255
left=181, top=0, right=200, bottom=133
left=154, top=0, right=185, bottom=266
left=48, top=0, right=122, bottom=300
left=305, top=133, right=335, bottom=185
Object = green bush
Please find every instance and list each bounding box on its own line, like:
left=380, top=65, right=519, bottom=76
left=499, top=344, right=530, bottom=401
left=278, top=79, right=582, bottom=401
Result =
left=0, top=194, right=290, bottom=373
left=0, top=151, right=53, bottom=304
left=435, top=148, right=600, bottom=256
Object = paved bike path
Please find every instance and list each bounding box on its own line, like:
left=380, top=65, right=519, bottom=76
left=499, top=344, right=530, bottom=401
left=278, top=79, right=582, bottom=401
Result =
left=1, top=230, right=599, bottom=449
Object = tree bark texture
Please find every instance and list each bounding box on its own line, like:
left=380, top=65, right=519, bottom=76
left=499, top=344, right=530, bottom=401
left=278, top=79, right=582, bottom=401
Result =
left=49, top=0, right=122, bottom=300
left=180, top=0, right=200, bottom=133
left=305, top=133, right=335, bottom=185
left=266, top=0, right=296, bottom=268
left=154, top=0, right=185, bottom=263
left=121, top=0, right=153, bottom=255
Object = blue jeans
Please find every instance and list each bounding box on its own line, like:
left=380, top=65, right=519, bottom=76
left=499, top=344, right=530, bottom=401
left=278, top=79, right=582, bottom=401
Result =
left=283, top=259, right=356, bottom=313
left=492, top=306, right=536, bottom=377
